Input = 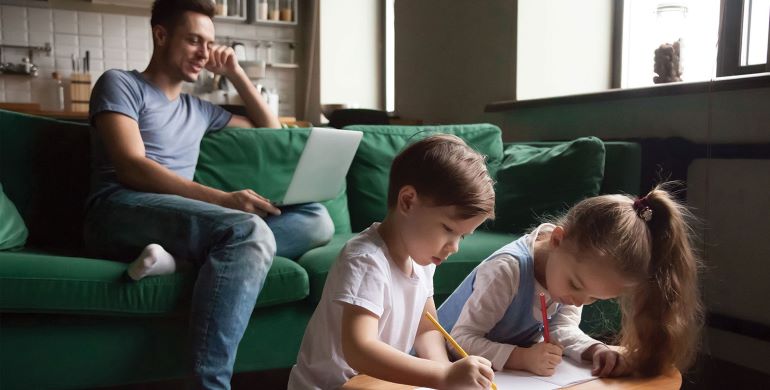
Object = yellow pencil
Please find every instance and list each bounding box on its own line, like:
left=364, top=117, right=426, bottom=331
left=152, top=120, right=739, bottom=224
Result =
left=424, top=312, right=498, bottom=390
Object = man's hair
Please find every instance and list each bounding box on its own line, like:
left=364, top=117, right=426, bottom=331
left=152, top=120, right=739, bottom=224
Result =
left=151, top=0, right=215, bottom=31
left=387, top=134, right=495, bottom=219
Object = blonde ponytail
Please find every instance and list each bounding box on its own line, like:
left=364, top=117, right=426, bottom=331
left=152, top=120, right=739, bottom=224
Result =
left=553, top=182, right=703, bottom=376
left=619, top=183, right=703, bottom=375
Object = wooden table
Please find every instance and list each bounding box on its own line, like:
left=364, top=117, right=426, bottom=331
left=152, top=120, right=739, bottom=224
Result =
left=342, top=369, right=681, bottom=390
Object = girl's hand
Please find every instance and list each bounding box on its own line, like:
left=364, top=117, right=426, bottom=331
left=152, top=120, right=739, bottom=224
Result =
left=591, top=345, right=630, bottom=377
left=522, top=342, right=563, bottom=376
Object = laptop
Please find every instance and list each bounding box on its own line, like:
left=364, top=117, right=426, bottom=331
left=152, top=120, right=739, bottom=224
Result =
left=274, top=127, right=363, bottom=206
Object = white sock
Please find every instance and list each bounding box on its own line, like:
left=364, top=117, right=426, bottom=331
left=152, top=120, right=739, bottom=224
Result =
left=126, top=244, right=177, bottom=281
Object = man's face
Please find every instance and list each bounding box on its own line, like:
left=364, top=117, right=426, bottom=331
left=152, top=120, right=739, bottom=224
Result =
left=157, top=11, right=215, bottom=82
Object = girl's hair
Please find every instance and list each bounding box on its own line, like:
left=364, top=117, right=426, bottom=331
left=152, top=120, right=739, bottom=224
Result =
left=553, top=182, right=703, bottom=376
left=387, top=134, right=495, bottom=219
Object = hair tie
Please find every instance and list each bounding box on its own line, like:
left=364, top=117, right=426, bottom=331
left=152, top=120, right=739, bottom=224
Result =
left=633, top=196, right=653, bottom=222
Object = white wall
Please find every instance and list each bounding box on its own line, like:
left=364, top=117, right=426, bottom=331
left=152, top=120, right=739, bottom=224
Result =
left=516, top=0, right=614, bottom=100
left=319, top=0, right=382, bottom=110
left=394, top=0, right=517, bottom=124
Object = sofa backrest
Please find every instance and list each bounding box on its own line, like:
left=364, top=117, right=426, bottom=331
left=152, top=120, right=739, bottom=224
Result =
left=0, top=109, right=91, bottom=254
left=343, top=124, right=505, bottom=232
left=194, top=128, right=352, bottom=234
left=0, top=109, right=354, bottom=254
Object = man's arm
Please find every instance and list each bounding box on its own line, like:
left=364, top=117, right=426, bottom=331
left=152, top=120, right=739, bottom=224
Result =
left=94, top=112, right=280, bottom=216
left=207, top=45, right=280, bottom=129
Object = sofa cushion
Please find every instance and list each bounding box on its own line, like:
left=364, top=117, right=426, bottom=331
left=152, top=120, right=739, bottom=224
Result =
left=298, top=231, right=515, bottom=305
left=0, top=183, right=28, bottom=250
left=0, top=251, right=308, bottom=315
left=0, top=110, right=91, bottom=254
left=195, top=127, right=352, bottom=234
left=344, top=124, right=504, bottom=232
left=491, top=137, right=606, bottom=235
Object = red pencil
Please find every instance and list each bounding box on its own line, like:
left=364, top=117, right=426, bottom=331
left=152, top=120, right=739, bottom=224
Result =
left=539, top=292, right=550, bottom=343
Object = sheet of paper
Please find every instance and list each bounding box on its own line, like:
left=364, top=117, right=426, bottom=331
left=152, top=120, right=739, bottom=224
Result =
left=415, top=358, right=597, bottom=390
left=497, top=358, right=597, bottom=389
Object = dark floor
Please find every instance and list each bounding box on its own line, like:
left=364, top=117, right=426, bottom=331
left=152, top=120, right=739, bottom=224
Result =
left=681, top=354, right=770, bottom=389
left=97, top=354, right=770, bottom=389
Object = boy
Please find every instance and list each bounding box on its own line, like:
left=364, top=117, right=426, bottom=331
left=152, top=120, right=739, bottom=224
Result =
left=289, top=134, right=497, bottom=389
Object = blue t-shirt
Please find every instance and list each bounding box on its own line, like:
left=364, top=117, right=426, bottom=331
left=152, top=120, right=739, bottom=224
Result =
left=88, top=69, right=232, bottom=201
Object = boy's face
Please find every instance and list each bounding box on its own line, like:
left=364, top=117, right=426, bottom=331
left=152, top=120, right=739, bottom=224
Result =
left=398, top=189, right=488, bottom=267
left=154, top=11, right=215, bottom=82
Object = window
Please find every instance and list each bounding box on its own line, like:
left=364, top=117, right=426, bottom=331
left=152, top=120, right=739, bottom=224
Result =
left=621, top=0, right=721, bottom=88
left=740, top=0, right=770, bottom=66
left=384, top=0, right=395, bottom=113
left=718, top=0, right=770, bottom=76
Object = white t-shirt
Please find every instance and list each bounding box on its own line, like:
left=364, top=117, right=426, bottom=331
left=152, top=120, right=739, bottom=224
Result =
left=288, top=223, right=435, bottom=390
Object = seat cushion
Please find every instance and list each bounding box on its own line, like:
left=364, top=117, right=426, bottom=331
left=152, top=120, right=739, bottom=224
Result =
left=298, top=231, right=515, bottom=305
left=195, top=127, right=352, bottom=234
left=343, top=124, right=504, bottom=232
left=0, top=251, right=308, bottom=315
left=492, top=137, right=606, bottom=234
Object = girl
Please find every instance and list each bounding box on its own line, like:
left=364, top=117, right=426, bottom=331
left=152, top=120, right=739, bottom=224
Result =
left=437, top=183, right=702, bottom=378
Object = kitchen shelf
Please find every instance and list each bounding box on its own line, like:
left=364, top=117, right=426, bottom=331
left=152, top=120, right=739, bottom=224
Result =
left=267, top=62, right=298, bottom=69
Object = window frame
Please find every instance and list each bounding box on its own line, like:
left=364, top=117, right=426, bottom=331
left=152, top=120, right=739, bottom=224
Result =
left=717, top=0, right=770, bottom=76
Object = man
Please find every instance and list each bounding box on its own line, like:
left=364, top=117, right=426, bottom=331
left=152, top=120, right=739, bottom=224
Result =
left=85, top=0, right=334, bottom=388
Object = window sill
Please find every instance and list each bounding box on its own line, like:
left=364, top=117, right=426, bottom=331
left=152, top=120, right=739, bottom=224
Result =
left=485, top=72, right=770, bottom=113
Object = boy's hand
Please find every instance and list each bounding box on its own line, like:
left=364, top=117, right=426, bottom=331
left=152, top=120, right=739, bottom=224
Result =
left=591, top=345, right=630, bottom=377
left=521, top=341, right=563, bottom=376
left=440, top=356, right=494, bottom=389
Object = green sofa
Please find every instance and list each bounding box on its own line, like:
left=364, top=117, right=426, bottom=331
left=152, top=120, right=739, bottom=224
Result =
left=0, top=109, right=641, bottom=389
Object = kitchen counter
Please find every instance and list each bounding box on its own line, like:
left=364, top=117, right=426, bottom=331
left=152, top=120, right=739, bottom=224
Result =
left=0, top=103, right=306, bottom=126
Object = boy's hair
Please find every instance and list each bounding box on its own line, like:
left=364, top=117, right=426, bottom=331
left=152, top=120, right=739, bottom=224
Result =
left=551, top=182, right=702, bottom=376
left=387, top=134, right=495, bottom=219
left=151, top=0, right=215, bottom=31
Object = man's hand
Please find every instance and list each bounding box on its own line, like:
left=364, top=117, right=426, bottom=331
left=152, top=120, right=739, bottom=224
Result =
left=219, top=189, right=280, bottom=217
left=440, top=356, right=495, bottom=390
left=205, top=44, right=241, bottom=78
left=590, top=345, right=630, bottom=377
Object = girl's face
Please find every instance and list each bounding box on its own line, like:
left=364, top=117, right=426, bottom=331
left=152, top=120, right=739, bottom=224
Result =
left=542, top=227, right=634, bottom=307
left=397, top=187, right=488, bottom=267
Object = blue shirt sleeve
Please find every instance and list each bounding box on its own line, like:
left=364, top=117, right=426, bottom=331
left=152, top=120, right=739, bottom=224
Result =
left=89, top=69, right=143, bottom=125
left=193, top=96, right=233, bottom=133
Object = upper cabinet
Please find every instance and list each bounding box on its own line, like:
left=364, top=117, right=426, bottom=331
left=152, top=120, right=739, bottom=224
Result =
left=254, top=0, right=297, bottom=26
left=213, top=0, right=247, bottom=22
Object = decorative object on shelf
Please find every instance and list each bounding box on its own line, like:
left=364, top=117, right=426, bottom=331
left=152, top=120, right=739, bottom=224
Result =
left=215, top=0, right=227, bottom=16
left=653, top=3, right=687, bottom=84
left=0, top=42, right=51, bottom=76
left=52, top=72, right=65, bottom=111
left=280, top=0, right=293, bottom=22
left=258, top=0, right=268, bottom=20
left=214, top=0, right=246, bottom=21
left=269, top=0, right=280, bottom=20
left=654, top=40, right=682, bottom=84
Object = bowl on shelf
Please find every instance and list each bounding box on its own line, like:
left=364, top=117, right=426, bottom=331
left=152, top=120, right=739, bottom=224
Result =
left=321, top=103, right=353, bottom=120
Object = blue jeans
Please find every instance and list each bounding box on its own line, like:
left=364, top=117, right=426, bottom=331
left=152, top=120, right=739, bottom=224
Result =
left=83, top=187, right=334, bottom=389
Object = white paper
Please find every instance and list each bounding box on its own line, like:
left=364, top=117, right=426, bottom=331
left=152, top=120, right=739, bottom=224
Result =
left=415, top=358, right=597, bottom=390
